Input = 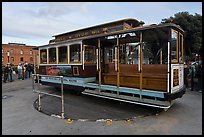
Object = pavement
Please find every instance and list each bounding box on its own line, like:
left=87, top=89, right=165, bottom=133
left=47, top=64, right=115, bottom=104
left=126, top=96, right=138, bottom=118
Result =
left=2, top=77, right=202, bottom=135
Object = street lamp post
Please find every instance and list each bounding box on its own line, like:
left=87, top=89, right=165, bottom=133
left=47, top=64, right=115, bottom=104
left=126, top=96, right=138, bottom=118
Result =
left=7, top=51, right=10, bottom=63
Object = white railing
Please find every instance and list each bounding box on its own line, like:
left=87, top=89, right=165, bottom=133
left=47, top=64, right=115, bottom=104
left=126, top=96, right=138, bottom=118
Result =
left=32, top=74, right=64, bottom=119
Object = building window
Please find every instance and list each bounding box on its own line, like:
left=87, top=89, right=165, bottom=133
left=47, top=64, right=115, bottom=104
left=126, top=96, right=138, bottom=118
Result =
left=20, top=57, right=24, bottom=62
left=20, top=49, right=24, bottom=55
left=11, top=57, right=14, bottom=62
left=40, top=49, right=47, bottom=64
left=2, top=57, right=4, bottom=62
left=30, top=50, right=33, bottom=55
left=84, top=45, right=95, bottom=63
left=70, top=44, right=81, bottom=63
left=2, top=49, right=4, bottom=54
left=58, top=46, right=68, bottom=64
left=49, top=48, right=56, bottom=64
left=10, top=49, right=14, bottom=55
left=30, top=57, right=33, bottom=62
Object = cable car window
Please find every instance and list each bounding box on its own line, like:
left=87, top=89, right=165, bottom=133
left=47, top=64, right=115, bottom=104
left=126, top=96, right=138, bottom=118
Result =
left=171, top=29, right=178, bottom=63
left=40, top=49, right=47, bottom=64
left=119, top=43, right=140, bottom=64
left=70, top=44, right=81, bottom=63
left=104, top=47, right=114, bottom=63
left=142, top=28, right=168, bottom=64
left=49, top=48, right=56, bottom=64
left=58, top=46, right=68, bottom=64
left=84, top=45, right=95, bottom=63
left=119, top=44, right=126, bottom=64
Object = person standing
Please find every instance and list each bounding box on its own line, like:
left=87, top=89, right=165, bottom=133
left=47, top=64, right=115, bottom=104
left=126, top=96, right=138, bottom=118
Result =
left=3, top=64, right=9, bottom=83
left=184, top=63, right=189, bottom=88
left=196, top=64, right=202, bottom=92
left=17, top=63, right=22, bottom=79
left=27, top=63, right=32, bottom=78
left=190, top=64, right=196, bottom=91
left=24, top=63, right=28, bottom=79
left=22, top=63, right=25, bottom=80
left=8, top=63, right=13, bottom=82
left=31, top=64, right=34, bottom=74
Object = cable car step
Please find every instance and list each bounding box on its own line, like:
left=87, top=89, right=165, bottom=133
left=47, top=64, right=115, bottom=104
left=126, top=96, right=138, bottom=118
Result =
left=82, top=89, right=172, bottom=109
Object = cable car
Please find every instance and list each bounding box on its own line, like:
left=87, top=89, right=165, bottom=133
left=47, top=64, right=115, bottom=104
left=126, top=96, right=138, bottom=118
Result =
left=34, top=18, right=185, bottom=109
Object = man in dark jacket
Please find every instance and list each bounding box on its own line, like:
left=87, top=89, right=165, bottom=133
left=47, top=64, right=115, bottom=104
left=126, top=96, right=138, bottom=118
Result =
left=190, top=64, right=196, bottom=91
left=196, top=64, right=202, bottom=92
left=3, top=64, right=9, bottom=83
left=184, top=64, right=189, bottom=88
left=8, top=64, right=13, bottom=82
left=27, top=63, right=32, bottom=78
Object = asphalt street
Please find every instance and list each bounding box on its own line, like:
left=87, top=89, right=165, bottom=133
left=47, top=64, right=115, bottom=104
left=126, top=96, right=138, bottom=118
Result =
left=2, top=76, right=202, bottom=135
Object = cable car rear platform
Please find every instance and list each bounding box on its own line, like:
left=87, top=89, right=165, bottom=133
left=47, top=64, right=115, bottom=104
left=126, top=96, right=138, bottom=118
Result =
left=39, top=76, right=185, bottom=109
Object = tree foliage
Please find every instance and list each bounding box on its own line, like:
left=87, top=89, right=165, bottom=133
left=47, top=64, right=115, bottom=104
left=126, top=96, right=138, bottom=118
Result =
left=161, top=12, right=202, bottom=61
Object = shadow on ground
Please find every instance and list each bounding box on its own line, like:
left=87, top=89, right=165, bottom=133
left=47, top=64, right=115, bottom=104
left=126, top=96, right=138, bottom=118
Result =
left=33, top=86, right=161, bottom=121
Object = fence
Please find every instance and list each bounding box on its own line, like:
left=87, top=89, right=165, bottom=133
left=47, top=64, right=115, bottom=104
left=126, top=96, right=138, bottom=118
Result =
left=32, top=74, right=64, bottom=119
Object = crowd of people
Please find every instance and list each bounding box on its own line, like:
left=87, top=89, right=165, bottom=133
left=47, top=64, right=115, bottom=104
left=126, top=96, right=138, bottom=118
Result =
left=3, top=63, right=13, bottom=82
left=3, top=62, right=34, bottom=83
left=184, top=61, right=202, bottom=92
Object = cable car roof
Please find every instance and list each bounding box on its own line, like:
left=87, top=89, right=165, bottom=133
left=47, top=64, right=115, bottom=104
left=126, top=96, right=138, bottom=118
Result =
left=33, top=19, right=184, bottom=49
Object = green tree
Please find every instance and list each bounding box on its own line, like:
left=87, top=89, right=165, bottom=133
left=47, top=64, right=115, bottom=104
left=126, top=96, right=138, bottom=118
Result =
left=161, top=12, right=202, bottom=61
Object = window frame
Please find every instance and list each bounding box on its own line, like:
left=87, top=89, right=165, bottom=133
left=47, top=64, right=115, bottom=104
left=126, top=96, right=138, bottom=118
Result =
left=10, top=57, right=14, bottom=62
left=20, top=57, right=24, bottom=62
left=20, top=49, right=24, bottom=55
left=171, top=29, right=179, bottom=63
left=84, top=45, right=96, bottom=64
left=30, top=57, right=33, bottom=62
left=104, top=46, right=114, bottom=64
left=48, top=47, right=57, bottom=64
left=58, top=45, right=68, bottom=64
left=40, top=49, right=48, bottom=64
left=10, top=49, right=14, bottom=55
left=69, top=43, right=82, bottom=64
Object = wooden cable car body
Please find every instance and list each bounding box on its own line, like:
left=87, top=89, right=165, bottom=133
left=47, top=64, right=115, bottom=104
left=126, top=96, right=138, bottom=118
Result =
left=34, top=18, right=185, bottom=109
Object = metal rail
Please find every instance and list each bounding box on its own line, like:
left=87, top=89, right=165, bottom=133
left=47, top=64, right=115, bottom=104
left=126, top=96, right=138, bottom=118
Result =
left=32, top=74, right=64, bottom=119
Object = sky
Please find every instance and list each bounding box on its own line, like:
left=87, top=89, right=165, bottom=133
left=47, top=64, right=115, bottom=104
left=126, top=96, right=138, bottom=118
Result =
left=2, top=2, right=202, bottom=46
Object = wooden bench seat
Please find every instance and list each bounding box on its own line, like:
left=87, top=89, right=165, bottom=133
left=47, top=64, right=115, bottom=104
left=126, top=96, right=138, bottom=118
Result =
left=102, top=64, right=168, bottom=91
left=103, top=73, right=167, bottom=79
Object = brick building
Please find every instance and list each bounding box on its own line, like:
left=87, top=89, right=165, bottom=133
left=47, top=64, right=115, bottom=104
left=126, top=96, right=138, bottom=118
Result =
left=2, top=43, right=38, bottom=66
